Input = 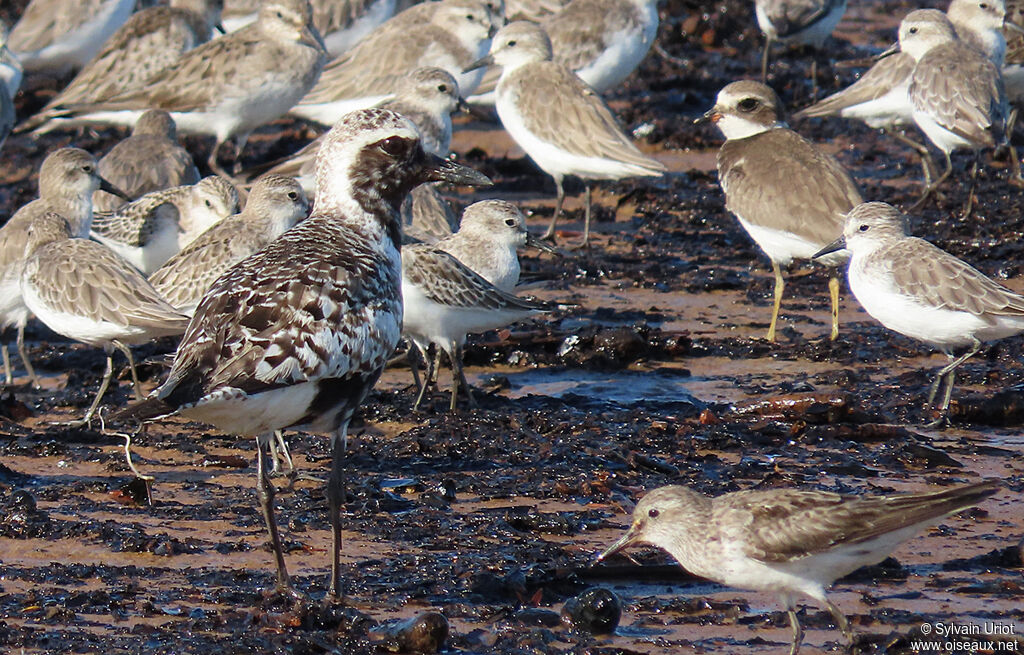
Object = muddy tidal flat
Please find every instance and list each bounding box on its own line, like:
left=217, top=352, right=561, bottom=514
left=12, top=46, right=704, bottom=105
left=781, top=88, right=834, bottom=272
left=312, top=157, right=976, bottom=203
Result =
left=1, top=0, right=1022, bottom=653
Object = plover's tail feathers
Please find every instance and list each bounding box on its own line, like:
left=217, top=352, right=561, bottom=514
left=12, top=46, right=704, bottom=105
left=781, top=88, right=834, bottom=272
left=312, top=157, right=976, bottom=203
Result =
left=110, top=394, right=176, bottom=423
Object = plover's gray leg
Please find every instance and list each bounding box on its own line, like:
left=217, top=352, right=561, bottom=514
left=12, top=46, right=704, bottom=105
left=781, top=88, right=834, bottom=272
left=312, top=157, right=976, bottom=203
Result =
left=576, top=183, right=593, bottom=250
left=767, top=260, right=785, bottom=342
left=327, top=428, right=347, bottom=599
left=270, top=430, right=294, bottom=476
left=255, top=432, right=297, bottom=595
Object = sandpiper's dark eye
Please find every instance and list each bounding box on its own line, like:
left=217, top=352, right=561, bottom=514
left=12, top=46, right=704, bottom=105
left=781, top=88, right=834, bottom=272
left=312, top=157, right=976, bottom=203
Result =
left=275, top=10, right=284, bottom=18
left=466, top=13, right=474, bottom=19
left=504, top=218, right=516, bottom=226
left=909, top=26, right=918, bottom=34
left=287, top=191, right=298, bottom=200
left=859, top=224, right=869, bottom=232
left=648, top=508, right=659, bottom=518
left=379, top=136, right=405, bottom=155
left=738, top=98, right=759, bottom=112
left=438, top=84, right=448, bottom=93
left=82, top=164, right=93, bottom=173
left=980, top=2, right=989, bottom=8
left=205, top=199, right=214, bottom=209
left=507, top=39, right=517, bottom=46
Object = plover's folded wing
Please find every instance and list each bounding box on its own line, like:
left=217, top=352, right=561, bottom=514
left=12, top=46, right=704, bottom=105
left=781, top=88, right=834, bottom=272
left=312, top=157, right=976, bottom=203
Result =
left=882, top=238, right=1024, bottom=316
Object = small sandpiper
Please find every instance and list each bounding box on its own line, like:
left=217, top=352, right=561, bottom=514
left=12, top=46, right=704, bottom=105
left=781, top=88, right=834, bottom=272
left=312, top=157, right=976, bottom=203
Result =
left=755, top=0, right=847, bottom=82
left=8, top=0, right=135, bottom=74
left=702, top=80, right=862, bottom=342
left=598, top=480, right=1001, bottom=655
left=1, top=148, right=128, bottom=387
left=815, top=201, right=1024, bottom=426
left=20, top=212, right=191, bottom=425
left=467, top=21, right=665, bottom=247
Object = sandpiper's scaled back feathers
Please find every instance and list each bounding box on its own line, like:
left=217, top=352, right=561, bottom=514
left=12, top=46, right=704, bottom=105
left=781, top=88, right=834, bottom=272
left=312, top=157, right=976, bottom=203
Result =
left=815, top=202, right=1024, bottom=426
left=468, top=0, right=659, bottom=104
left=45, top=0, right=328, bottom=179
left=289, top=0, right=495, bottom=126
left=116, top=108, right=492, bottom=597
left=266, top=67, right=463, bottom=193
left=704, top=80, right=862, bottom=342
left=90, top=175, right=240, bottom=274
left=20, top=212, right=191, bottom=425
left=598, top=481, right=1001, bottom=655
left=17, top=0, right=225, bottom=137
left=468, top=21, right=665, bottom=247
left=7, top=0, right=135, bottom=74
left=149, top=175, right=310, bottom=315
left=223, top=0, right=398, bottom=56
left=92, top=110, right=202, bottom=213
left=1, top=148, right=130, bottom=386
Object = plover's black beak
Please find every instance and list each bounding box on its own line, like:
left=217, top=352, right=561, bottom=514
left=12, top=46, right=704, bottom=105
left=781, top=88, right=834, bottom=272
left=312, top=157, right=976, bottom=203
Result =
left=464, top=53, right=495, bottom=73
left=214, top=21, right=227, bottom=35
left=813, top=236, right=847, bottom=259
left=875, top=42, right=900, bottom=60
left=99, top=177, right=132, bottom=201
left=693, top=107, right=720, bottom=125
left=526, top=232, right=561, bottom=256
left=595, top=524, right=642, bottom=563
left=424, top=154, right=492, bottom=186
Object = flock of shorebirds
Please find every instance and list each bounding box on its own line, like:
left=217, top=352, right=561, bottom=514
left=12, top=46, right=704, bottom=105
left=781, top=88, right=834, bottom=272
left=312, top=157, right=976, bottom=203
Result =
left=0, top=0, right=1019, bottom=652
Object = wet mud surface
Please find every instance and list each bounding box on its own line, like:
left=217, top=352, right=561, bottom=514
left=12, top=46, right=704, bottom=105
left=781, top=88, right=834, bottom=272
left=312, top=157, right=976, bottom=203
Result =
left=1, top=0, right=1023, bottom=653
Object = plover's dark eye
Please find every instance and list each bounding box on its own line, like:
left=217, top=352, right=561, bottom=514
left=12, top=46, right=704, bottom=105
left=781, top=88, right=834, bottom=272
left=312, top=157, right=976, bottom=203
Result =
left=738, top=98, right=759, bottom=112
left=648, top=508, right=659, bottom=518
left=507, top=39, right=517, bottom=46
left=438, top=84, right=448, bottom=93
left=504, top=218, right=516, bottom=226
left=466, top=13, right=474, bottom=19
left=287, top=191, right=298, bottom=200
left=378, top=136, right=405, bottom=155
left=859, top=224, right=869, bottom=232
left=81, top=164, right=93, bottom=173
left=980, top=2, right=989, bottom=8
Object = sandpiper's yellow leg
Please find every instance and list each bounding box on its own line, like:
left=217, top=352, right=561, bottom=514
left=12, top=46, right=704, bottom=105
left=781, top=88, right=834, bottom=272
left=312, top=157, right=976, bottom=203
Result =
left=828, top=275, right=840, bottom=341
left=767, top=261, right=784, bottom=342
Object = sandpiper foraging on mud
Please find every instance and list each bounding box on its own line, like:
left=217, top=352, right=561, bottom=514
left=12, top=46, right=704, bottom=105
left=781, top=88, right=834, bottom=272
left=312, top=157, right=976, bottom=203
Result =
left=115, top=109, right=492, bottom=598
left=597, top=480, right=1001, bottom=655
left=702, top=80, right=862, bottom=342
left=815, top=201, right=1024, bottom=426
left=754, top=0, right=847, bottom=82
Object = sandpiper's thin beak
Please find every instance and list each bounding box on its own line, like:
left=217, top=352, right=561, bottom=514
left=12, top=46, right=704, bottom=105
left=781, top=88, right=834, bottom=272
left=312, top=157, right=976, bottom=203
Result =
left=526, top=231, right=561, bottom=256
left=595, top=525, right=641, bottom=563
left=875, top=42, right=900, bottom=60
left=1005, top=20, right=1024, bottom=35
left=424, top=153, right=492, bottom=186
left=301, top=23, right=327, bottom=53
left=693, top=107, right=721, bottom=125
left=456, top=96, right=470, bottom=114
left=813, top=235, right=847, bottom=259
left=99, top=177, right=131, bottom=201
left=464, top=53, right=495, bottom=73
left=214, top=21, right=226, bottom=35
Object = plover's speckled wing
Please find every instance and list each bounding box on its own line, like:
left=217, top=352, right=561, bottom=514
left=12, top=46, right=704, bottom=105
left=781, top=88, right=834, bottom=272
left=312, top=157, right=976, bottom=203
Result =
left=404, top=244, right=549, bottom=312
left=910, top=42, right=1007, bottom=146
left=795, top=52, right=915, bottom=120
left=872, top=238, right=1024, bottom=316
left=507, top=61, right=664, bottom=171
left=718, top=128, right=861, bottom=248
left=157, top=219, right=401, bottom=422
